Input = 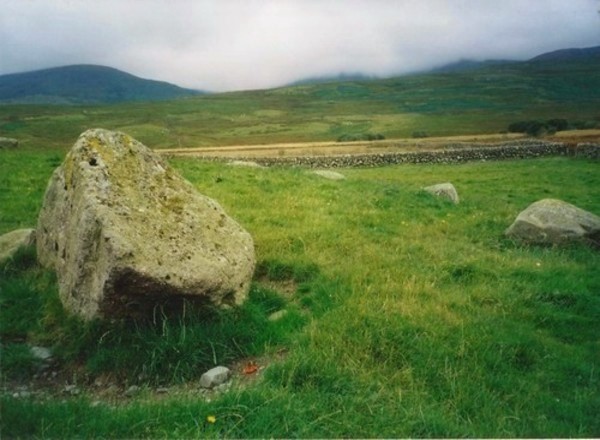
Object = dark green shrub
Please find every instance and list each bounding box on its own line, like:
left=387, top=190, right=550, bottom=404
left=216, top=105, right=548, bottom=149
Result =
left=547, top=118, right=569, bottom=131
left=508, top=119, right=557, bottom=137
left=337, top=134, right=359, bottom=142
left=336, top=132, right=385, bottom=142
left=507, top=117, right=597, bottom=135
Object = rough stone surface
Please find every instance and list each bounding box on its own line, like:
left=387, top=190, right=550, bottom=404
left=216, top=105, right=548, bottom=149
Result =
left=0, top=228, right=36, bottom=262
left=200, top=366, right=231, bottom=388
left=0, top=137, right=19, bottom=149
left=37, top=129, right=255, bottom=321
left=505, top=199, right=600, bottom=246
left=311, top=170, right=346, bottom=180
left=423, top=182, right=460, bottom=204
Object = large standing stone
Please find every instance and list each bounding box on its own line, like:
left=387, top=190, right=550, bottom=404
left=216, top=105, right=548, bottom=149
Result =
left=505, top=199, right=600, bottom=246
left=0, top=229, right=36, bottom=262
left=423, top=182, right=460, bottom=204
left=37, top=129, right=255, bottom=321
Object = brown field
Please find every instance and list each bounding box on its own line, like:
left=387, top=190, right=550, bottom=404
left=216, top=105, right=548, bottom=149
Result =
left=156, top=130, right=599, bottom=159
left=156, top=133, right=524, bottom=158
left=548, top=128, right=600, bottom=143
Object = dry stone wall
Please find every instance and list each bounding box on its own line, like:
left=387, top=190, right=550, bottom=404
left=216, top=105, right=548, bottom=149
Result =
left=184, top=140, right=599, bottom=168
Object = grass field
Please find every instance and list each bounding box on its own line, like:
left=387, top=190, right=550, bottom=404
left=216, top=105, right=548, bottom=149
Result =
left=1, top=148, right=599, bottom=437
left=1, top=56, right=599, bottom=437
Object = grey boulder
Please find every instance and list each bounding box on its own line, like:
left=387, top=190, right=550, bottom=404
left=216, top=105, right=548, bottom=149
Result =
left=37, top=129, right=255, bottom=321
left=423, top=182, right=459, bottom=204
left=200, top=366, right=231, bottom=389
left=505, top=198, right=600, bottom=246
left=311, top=170, right=346, bottom=180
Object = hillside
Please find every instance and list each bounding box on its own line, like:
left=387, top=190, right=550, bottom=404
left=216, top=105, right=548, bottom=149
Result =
left=529, top=45, right=600, bottom=63
left=288, top=72, right=379, bottom=86
left=428, top=59, right=515, bottom=74
left=1, top=46, right=599, bottom=150
left=291, top=45, right=600, bottom=84
left=0, top=65, right=203, bottom=104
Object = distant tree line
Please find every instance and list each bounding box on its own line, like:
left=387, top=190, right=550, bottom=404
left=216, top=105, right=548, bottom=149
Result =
left=411, top=131, right=429, bottom=138
left=337, top=132, right=385, bottom=142
left=508, top=118, right=598, bottom=136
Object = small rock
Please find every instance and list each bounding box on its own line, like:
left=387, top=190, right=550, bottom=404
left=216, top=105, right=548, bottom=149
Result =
left=228, top=160, right=264, bottom=168
left=64, top=384, right=80, bottom=395
left=214, top=382, right=232, bottom=393
left=30, top=346, right=53, bottom=361
left=311, top=170, right=346, bottom=181
left=125, top=385, right=141, bottom=397
left=200, top=366, right=231, bottom=389
left=423, top=182, right=460, bottom=204
left=156, top=387, right=169, bottom=394
left=268, top=310, right=288, bottom=321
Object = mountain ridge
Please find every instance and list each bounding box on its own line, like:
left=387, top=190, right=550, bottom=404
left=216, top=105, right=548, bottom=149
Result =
left=0, top=64, right=203, bottom=104
left=2, top=45, right=599, bottom=104
left=529, top=45, right=600, bottom=62
left=288, top=45, right=600, bottom=86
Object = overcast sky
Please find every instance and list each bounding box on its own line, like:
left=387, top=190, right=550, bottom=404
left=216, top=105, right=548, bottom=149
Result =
left=1, top=0, right=599, bottom=92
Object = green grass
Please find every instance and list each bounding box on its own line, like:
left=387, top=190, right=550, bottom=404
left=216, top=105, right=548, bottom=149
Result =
left=1, top=150, right=599, bottom=437
left=1, top=59, right=599, bottom=151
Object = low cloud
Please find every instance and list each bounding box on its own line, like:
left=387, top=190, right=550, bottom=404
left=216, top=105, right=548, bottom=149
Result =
left=1, top=0, right=599, bottom=91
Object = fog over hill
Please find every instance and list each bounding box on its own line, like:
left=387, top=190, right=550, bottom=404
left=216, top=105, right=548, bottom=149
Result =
left=287, top=45, right=600, bottom=86
left=1, top=45, right=599, bottom=104
left=2, top=1, right=598, bottom=92
left=529, top=46, right=600, bottom=62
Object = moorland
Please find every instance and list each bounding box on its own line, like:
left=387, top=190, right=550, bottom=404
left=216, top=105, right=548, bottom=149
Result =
left=0, top=51, right=599, bottom=438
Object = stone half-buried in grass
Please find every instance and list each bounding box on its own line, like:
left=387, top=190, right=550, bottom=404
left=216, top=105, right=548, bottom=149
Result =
left=36, top=129, right=255, bottom=321
left=423, top=182, right=460, bottom=204
left=505, top=198, right=600, bottom=247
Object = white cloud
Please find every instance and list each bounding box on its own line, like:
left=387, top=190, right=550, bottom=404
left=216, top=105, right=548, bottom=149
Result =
left=1, top=0, right=599, bottom=91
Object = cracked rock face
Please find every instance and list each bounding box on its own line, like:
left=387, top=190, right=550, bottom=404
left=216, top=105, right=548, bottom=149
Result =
left=37, top=129, right=255, bottom=321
